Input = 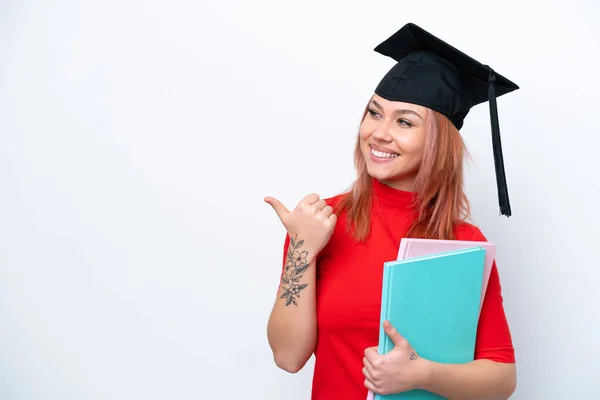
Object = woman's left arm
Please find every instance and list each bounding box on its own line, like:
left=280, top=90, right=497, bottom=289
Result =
left=363, top=323, right=516, bottom=399
left=420, top=358, right=516, bottom=400
left=364, top=245, right=516, bottom=399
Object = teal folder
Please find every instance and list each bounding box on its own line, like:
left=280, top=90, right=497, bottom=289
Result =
left=374, top=247, right=486, bottom=400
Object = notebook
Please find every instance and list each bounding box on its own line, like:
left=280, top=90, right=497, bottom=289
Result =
left=397, top=238, right=497, bottom=310
left=370, top=246, right=486, bottom=400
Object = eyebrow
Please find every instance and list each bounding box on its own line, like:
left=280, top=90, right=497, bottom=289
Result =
left=371, top=99, right=424, bottom=120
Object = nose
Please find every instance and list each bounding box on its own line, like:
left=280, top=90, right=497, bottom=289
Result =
left=372, top=121, right=392, bottom=142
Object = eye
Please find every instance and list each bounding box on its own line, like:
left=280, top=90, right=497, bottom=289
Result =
left=397, top=118, right=413, bottom=127
left=367, top=109, right=381, bottom=119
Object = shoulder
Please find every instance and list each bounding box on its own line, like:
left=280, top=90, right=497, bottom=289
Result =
left=453, top=220, right=488, bottom=242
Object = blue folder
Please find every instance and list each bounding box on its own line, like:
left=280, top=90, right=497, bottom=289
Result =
left=374, top=247, right=486, bottom=399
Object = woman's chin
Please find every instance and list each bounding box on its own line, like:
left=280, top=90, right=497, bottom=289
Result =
left=367, top=167, right=416, bottom=190
left=368, top=171, right=400, bottom=185
left=366, top=163, right=397, bottom=180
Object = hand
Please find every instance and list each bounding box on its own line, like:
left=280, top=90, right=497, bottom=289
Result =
left=363, top=320, right=430, bottom=395
left=264, top=193, right=337, bottom=256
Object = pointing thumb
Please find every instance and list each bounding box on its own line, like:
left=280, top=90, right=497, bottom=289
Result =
left=264, top=196, right=289, bottom=222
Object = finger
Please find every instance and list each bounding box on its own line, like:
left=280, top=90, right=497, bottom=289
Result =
left=320, top=205, right=334, bottom=218
left=362, top=366, right=376, bottom=383
left=264, top=197, right=290, bottom=222
left=363, top=346, right=380, bottom=364
left=328, top=213, right=337, bottom=224
left=363, top=356, right=377, bottom=377
left=313, top=199, right=327, bottom=211
left=384, top=320, right=407, bottom=347
left=364, top=377, right=377, bottom=393
left=300, top=193, right=320, bottom=205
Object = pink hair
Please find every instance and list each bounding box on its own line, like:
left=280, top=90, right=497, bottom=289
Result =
left=334, top=103, right=471, bottom=241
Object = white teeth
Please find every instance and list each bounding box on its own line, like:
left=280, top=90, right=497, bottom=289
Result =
left=371, top=147, right=399, bottom=158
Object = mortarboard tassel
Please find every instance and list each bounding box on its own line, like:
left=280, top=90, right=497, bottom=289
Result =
left=487, top=68, right=511, bottom=217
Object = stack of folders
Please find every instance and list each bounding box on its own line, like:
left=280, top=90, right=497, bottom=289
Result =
left=367, top=238, right=497, bottom=400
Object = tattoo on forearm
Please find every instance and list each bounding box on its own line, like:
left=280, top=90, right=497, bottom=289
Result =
left=410, top=352, right=418, bottom=360
left=280, top=235, right=310, bottom=306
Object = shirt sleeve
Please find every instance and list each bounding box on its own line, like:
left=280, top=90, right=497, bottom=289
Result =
left=280, top=234, right=290, bottom=272
left=469, top=227, right=516, bottom=363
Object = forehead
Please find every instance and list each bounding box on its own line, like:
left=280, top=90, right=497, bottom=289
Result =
left=371, top=94, right=429, bottom=114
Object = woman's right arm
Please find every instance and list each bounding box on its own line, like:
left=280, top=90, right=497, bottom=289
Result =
left=264, top=193, right=337, bottom=373
left=266, top=234, right=318, bottom=373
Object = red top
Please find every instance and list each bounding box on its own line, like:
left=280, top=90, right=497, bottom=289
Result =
left=279, top=178, right=515, bottom=399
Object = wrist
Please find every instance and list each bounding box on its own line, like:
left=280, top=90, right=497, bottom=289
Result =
left=414, top=358, right=436, bottom=391
left=287, top=234, right=321, bottom=261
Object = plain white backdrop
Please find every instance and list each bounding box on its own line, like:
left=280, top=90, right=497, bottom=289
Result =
left=1, top=0, right=599, bottom=399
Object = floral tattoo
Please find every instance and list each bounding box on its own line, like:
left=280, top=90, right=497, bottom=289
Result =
left=280, top=235, right=310, bottom=306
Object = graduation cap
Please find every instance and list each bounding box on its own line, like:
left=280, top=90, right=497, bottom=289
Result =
left=373, top=23, right=519, bottom=217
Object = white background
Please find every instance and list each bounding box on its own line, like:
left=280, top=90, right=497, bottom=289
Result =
left=1, top=0, right=599, bottom=399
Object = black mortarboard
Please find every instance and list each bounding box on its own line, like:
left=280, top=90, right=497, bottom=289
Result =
left=373, top=23, right=519, bottom=217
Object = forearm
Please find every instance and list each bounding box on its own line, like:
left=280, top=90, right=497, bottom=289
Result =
left=419, top=359, right=516, bottom=400
left=267, top=254, right=317, bottom=373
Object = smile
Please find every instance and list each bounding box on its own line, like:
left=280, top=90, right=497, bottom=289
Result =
left=370, top=147, right=399, bottom=159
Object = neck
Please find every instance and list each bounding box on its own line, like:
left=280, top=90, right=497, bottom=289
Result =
left=371, top=177, right=417, bottom=209
left=378, top=177, right=416, bottom=192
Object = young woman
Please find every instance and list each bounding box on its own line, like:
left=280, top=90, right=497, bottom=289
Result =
left=265, top=23, right=518, bottom=400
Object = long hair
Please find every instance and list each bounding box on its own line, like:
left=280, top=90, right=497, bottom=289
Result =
left=334, top=103, right=471, bottom=241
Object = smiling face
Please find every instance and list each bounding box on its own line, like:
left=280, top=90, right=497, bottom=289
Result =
left=359, top=94, right=429, bottom=191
